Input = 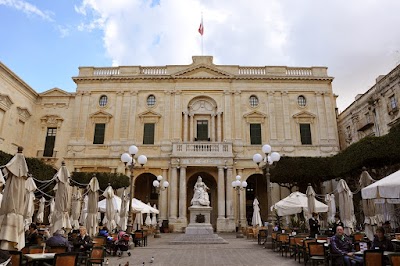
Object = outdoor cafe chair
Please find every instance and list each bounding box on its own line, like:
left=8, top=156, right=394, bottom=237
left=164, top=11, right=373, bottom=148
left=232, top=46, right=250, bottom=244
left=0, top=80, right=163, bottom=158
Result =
left=258, top=229, right=268, bottom=245
left=277, top=233, right=290, bottom=257
left=298, top=238, right=316, bottom=264
left=43, top=252, right=79, bottom=266
left=388, top=253, right=400, bottom=266
left=271, top=232, right=278, bottom=251
left=9, top=250, right=23, bottom=266
left=306, top=242, right=327, bottom=266
left=29, top=245, right=50, bottom=254
left=352, top=232, right=366, bottom=242
left=86, top=246, right=105, bottom=266
left=363, top=250, right=384, bottom=266
left=92, top=237, right=106, bottom=247
left=293, top=236, right=305, bottom=261
left=247, top=228, right=255, bottom=239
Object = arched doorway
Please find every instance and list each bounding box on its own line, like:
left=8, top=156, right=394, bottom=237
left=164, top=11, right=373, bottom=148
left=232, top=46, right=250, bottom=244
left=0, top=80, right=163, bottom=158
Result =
left=134, top=173, right=158, bottom=206
left=187, top=172, right=217, bottom=230
left=245, top=174, right=267, bottom=225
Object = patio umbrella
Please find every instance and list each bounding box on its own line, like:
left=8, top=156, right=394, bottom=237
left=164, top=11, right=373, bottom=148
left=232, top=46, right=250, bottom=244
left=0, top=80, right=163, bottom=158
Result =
left=0, top=147, right=28, bottom=250
left=151, top=204, right=157, bottom=226
left=272, top=192, right=328, bottom=216
left=359, top=170, right=377, bottom=240
left=337, top=179, right=356, bottom=235
left=48, top=197, right=55, bottom=226
left=86, top=175, right=99, bottom=236
left=325, top=194, right=336, bottom=224
left=23, top=175, right=37, bottom=229
left=361, top=169, right=400, bottom=199
left=102, top=185, right=116, bottom=230
left=251, top=198, right=262, bottom=227
left=0, top=169, right=4, bottom=206
left=36, top=197, right=46, bottom=224
left=79, top=195, right=88, bottom=226
left=306, top=184, right=316, bottom=219
left=145, top=203, right=152, bottom=226
left=50, top=161, right=72, bottom=234
left=118, top=189, right=129, bottom=231
left=133, top=212, right=143, bottom=231
left=70, top=188, right=82, bottom=229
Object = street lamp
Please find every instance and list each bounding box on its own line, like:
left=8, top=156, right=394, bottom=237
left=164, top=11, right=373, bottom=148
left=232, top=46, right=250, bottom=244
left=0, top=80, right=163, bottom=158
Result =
left=121, top=145, right=147, bottom=234
left=232, top=175, right=248, bottom=238
left=152, top=175, right=169, bottom=238
left=252, top=144, right=280, bottom=248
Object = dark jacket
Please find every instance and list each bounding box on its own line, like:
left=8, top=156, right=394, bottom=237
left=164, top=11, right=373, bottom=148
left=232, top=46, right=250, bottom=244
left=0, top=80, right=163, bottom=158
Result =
left=26, top=231, right=39, bottom=246
left=46, top=234, right=72, bottom=252
left=72, top=234, right=93, bottom=252
left=331, top=234, right=354, bottom=256
left=332, top=220, right=344, bottom=234
left=309, top=217, right=320, bottom=237
left=371, top=236, right=394, bottom=251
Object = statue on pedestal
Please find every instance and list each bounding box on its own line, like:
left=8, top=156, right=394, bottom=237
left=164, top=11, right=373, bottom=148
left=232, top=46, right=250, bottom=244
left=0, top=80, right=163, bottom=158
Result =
left=191, top=176, right=210, bottom=206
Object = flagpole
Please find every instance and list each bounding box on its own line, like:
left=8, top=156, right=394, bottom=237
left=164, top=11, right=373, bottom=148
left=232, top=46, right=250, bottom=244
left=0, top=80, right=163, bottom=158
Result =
left=201, top=13, right=203, bottom=55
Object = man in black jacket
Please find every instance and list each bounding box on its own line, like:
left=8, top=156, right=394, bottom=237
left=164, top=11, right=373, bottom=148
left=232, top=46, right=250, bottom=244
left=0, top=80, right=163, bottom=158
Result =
left=72, top=226, right=93, bottom=252
left=331, top=226, right=363, bottom=266
left=309, top=212, right=320, bottom=237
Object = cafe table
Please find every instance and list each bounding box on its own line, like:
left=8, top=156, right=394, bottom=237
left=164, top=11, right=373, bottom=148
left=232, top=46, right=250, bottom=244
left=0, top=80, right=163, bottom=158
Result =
left=354, top=250, right=396, bottom=256
left=23, top=253, right=56, bottom=266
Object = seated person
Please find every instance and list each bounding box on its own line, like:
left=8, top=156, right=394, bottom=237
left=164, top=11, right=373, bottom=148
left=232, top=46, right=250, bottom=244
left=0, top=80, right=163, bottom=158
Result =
left=331, top=226, right=363, bottom=266
left=72, top=226, right=93, bottom=252
left=382, top=221, right=392, bottom=235
left=46, top=229, right=72, bottom=252
left=371, top=226, right=394, bottom=251
left=98, top=226, right=109, bottom=237
left=25, top=223, right=39, bottom=247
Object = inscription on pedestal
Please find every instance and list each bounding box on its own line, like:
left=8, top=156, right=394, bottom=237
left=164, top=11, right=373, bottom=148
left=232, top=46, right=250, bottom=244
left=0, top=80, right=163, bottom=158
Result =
left=195, top=214, right=205, bottom=223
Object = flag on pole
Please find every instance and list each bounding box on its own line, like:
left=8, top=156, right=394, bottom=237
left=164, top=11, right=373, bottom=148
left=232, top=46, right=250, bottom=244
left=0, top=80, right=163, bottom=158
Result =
left=198, top=18, right=204, bottom=35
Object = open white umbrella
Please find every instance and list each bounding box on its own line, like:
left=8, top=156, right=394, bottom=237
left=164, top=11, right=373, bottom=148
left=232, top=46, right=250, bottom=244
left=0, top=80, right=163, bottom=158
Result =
left=50, top=162, right=72, bottom=235
left=361, top=169, right=400, bottom=199
left=102, top=185, right=117, bottom=230
left=118, top=189, right=129, bottom=231
left=272, top=192, right=328, bottom=216
left=79, top=195, right=88, bottom=226
left=337, top=179, right=356, bottom=235
left=98, top=195, right=122, bottom=212
left=86, top=175, right=99, bottom=236
left=306, top=184, right=316, bottom=219
left=23, top=175, right=37, bottom=229
left=70, top=189, right=82, bottom=229
left=36, top=197, right=46, bottom=224
left=0, top=147, right=28, bottom=250
left=251, top=198, right=262, bottom=227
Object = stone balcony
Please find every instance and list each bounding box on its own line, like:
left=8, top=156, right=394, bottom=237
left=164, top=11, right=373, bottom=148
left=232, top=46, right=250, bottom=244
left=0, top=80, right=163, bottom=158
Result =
left=171, top=142, right=233, bottom=158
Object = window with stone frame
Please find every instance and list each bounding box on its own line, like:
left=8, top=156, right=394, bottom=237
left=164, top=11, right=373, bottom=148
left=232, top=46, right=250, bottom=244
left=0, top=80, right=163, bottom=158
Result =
left=99, top=95, right=108, bottom=107
left=143, top=123, right=155, bottom=144
left=389, top=95, right=398, bottom=110
left=93, top=123, right=106, bottom=144
left=297, top=95, right=307, bottom=107
left=299, top=123, right=312, bottom=145
left=250, top=123, right=262, bottom=145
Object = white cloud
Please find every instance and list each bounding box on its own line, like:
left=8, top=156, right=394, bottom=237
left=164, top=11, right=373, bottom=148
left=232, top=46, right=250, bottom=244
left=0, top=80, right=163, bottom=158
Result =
left=0, top=0, right=54, bottom=21
left=75, top=0, right=400, bottom=111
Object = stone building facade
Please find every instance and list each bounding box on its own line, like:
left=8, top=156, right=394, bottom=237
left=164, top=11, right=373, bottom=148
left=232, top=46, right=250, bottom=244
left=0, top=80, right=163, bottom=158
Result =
left=0, top=56, right=339, bottom=232
left=337, top=64, right=400, bottom=150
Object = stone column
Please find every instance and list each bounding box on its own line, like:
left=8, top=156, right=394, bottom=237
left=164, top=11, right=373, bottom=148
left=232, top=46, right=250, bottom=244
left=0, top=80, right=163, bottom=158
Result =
left=183, top=111, right=188, bottom=142
left=217, top=112, right=222, bottom=142
left=226, top=167, right=233, bottom=219
left=211, top=113, right=215, bottom=141
left=128, top=91, right=138, bottom=140
left=189, top=113, right=194, bottom=141
left=217, top=166, right=225, bottom=219
left=169, top=166, right=178, bottom=220
left=163, top=90, right=171, bottom=140
left=178, top=166, right=187, bottom=221
left=160, top=168, right=168, bottom=221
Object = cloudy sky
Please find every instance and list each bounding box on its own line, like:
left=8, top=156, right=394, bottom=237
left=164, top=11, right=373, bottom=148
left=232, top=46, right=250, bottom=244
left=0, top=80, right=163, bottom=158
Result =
left=1, top=0, right=399, bottom=112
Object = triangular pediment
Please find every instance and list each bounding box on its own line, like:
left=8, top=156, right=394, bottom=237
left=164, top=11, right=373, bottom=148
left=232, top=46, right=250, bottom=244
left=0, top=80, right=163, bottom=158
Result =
left=40, top=88, right=72, bottom=97
left=243, top=111, right=267, bottom=123
left=292, top=111, right=316, bottom=123
left=138, top=110, right=161, bottom=123
left=0, top=93, right=13, bottom=110
left=17, top=107, right=32, bottom=121
left=172, top=64, right=233, bottom=79
left=89, top=110, right=113, bottom=123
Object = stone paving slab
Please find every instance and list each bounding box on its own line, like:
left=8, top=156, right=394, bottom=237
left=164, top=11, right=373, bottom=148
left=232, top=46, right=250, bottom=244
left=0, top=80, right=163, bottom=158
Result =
left=106, top=233, right=300, bottom=266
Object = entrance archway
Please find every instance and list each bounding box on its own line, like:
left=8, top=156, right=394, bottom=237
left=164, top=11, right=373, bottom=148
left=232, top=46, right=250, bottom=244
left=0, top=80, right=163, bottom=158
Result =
left=134, top=173, right=158, bottom=206
left=245, top=174, right=267, bottom=225
left=187, top=172, right=217, bottom=230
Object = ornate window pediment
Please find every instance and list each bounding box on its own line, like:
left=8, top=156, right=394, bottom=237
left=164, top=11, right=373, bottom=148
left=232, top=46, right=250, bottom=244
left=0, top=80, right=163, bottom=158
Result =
left=0, top=93, right=13, bottom=111
left=89, top=110, right=113, bottom=124
left=292, top=111, right=316, bottom=124
left=243, top=111, right=267, bottom=123
left=17, top=107, right=31, bottom=122
left=138, top=110, right=161, bottom=123
left=40, top=115, right=64, bottom=129
left=188, top=97, right=217, bottom=114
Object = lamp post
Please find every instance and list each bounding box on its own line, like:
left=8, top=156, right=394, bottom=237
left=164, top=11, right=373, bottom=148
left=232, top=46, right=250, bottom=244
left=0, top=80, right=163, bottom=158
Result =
left=252, top=144, right=280, bottom=248
left=232, top=175, right=248, bottom=238
left=120, top=145, right=147, bottom=234
left=152, top=175, right=169, bottom=238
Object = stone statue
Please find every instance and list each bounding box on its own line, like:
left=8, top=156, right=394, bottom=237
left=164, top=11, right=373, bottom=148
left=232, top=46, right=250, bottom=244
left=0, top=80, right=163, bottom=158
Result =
left=191, top=176, right=210, bottom=206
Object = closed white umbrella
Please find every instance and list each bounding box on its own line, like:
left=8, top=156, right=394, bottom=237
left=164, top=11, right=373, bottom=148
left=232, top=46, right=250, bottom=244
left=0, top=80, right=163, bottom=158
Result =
left=79, top=195, right=88, bottom=226
left=118, top=189, right=129, bottom=231
left=325, top=194, right=336, bottom=223
left=306, top=184, right=316, bottom=219
left=70, top=189, right=82, bottom=229
left=0, top=170, right=4, bottom=207
left=337, top=179, right=356, bottom=235
left=86, top=175, right=99, bottom=236
left=102, top=185, right=116, bottom=230
left=50, top=162, right=72, bottom=235
left=133, top=212, right=143, bottom=231
left=0, top=147, right=28, bottom=250
left=151, top=204, right=157, bottom=226
left=48, top=198, right=55, bottom=226
left=251, top=198, right=262, bottom=227
left=36, top=197, right=46, bottom=224
left=359, top=170, right=377, bottom=240
left=145, top=203, right=152, bottom=226
left=23, top=176, right=37, bottom=229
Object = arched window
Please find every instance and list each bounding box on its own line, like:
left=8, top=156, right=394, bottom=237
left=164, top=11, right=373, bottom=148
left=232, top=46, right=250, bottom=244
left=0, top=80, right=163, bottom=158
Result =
left=147, top=95, right=156, bottom=107
left=99, top=95, right=108, bottom=107
left=297, top=95, right=307, bottom=107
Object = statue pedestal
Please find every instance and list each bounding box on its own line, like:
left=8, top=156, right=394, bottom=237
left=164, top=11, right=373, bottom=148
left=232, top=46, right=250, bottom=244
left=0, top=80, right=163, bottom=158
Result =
left=170, top=206, right=228, bottom=244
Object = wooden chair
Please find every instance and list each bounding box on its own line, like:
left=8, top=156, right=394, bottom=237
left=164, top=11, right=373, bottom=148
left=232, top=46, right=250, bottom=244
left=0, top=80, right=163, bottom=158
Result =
left=9, top=250, right=23, bottom=266
left=49, top=246, right=68, bottom=254
left=257, top=229, right=268, bottom=245
left=86, top=246, right=105, bottom=266
left=316, top=235, right=328, bottom=241
left=43, top=252, right=79, bottom=266
left=246, top=228, right=255, bottom=239
left=306, top=242, right=327, bottom=266
left=92, top=236, right=106, bottom=247
left=363, top=250, right=384, bottom=266
left=293, top=236, right=305, bottom=261
left=271, top=232, right=278, bottom=251
left=277, top=233, right=290, bottom=257
left=134, top=230, right=146, bottom=247
left=388, top=253, right=400, bottom=266
left=353, top=232, right=365, bottom=242
left=298, top=238, right=316, bottom=264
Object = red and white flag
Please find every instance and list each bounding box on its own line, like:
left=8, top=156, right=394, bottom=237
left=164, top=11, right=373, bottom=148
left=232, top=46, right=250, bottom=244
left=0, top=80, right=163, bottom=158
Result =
left=198, top=19, right=204, bottom=36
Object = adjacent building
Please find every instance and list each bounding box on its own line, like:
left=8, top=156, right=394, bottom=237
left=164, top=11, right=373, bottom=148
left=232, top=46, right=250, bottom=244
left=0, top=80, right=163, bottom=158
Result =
left=0, top=56, right=340, bottom=232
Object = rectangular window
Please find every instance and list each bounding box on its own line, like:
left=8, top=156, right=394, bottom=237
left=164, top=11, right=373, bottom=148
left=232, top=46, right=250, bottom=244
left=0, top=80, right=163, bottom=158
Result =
left=143, top=123, right=155, bottom=144
left=196, top=120, right=208, bottom=141
left=93, top=123, right=105, bottom=144
left=390, top=95, right=398, bottom=109
left=250, top=123, right=262, bottom=145
left=43, top=127, right=57, bottom=157
left=300, top=123, right=312, bottom=145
